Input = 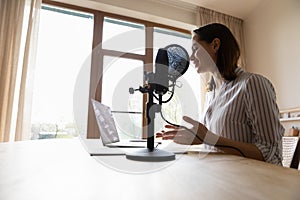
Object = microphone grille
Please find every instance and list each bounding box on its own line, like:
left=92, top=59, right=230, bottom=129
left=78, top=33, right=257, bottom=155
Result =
left=165, top=44, right=189, bottom=81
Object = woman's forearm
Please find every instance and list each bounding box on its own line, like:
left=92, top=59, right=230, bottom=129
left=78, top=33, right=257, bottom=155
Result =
left=216, top=136, right=264, bottom=161
left=202, top=131, right=264, bottom=161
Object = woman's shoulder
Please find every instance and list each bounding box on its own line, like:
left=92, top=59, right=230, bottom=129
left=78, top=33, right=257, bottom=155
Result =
left=236, top=69, right=276, bottom=98
left=236, top=68, right=273, bottom=87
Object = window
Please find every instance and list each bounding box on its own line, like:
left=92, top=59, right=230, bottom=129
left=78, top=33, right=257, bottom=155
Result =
left=30, top=5, right=93, bottom=139
left=101, top=56, right=144, bottom=139
left=96, top=17, right=200, bottom=138
left=32, top=2, right=199, bottom=140
left=102, top=17, right=145, bottom=54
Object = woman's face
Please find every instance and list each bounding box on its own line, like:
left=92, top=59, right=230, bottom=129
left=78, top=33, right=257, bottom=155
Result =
left=190, top=35, right=218, bottom=74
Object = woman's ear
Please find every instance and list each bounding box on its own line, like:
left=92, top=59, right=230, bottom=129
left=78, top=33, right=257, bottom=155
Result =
left=212, top=38, right=220, bottom=53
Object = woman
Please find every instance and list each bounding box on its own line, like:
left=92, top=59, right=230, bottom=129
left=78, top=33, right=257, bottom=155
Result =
left=160, top=23, right=284, bottom=165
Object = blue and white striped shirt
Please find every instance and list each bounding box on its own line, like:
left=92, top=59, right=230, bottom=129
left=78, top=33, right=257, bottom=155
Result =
left=204, top=68, right=284, bottom=165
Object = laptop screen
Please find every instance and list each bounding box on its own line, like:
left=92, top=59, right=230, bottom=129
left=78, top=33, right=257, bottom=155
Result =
left=91, top=99, right=120, bottom=145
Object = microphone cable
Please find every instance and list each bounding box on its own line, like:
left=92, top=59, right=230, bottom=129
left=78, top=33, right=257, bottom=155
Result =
left=159, top=110, right=246, bottom=157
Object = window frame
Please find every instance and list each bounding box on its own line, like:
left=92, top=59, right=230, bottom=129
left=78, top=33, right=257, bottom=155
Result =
left=42, top=0, right=191, bottom=139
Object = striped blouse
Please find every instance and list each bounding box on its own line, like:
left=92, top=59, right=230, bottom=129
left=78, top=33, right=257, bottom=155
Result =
left=203, top=67, right=284, bottom=165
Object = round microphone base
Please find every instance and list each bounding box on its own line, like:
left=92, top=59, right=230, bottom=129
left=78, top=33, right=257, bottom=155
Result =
left=126, top=148, right=175, bottom=162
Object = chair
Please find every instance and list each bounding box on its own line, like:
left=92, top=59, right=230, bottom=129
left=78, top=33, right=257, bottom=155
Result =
left=282, top=136, right=300, bottom=169
left=290, top=138, right=300, bottom=169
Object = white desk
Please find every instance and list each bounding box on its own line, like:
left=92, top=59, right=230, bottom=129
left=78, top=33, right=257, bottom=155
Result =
left=0, top=138, right=299, bottom=200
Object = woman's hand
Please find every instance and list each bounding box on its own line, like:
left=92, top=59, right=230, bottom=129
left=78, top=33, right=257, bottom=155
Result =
left=156, top=116, right=208, bottom=145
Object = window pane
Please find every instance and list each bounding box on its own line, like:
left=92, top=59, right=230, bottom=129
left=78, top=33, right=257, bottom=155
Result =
left=102, top=17, right=145, bottom=54
left=102, top=56, right=143, bottom=139
left=111, top=113, right=142, bottom=139
left=31, top=5, right=93, bottom=139
left=154, top=28, right=201, bottom=128
left=153, top=27, right=192, bottom=65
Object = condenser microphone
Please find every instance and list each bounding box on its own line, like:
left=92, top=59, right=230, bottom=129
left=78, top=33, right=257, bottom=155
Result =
left=153, top=44, right=190, bottom=95
left=126, top=44, right=190, bottom=162
left=154, top=48, right=169, bottom=95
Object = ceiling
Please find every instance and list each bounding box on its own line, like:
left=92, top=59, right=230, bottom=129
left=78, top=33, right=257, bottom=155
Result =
left=159, top=0, right=267, bottom=19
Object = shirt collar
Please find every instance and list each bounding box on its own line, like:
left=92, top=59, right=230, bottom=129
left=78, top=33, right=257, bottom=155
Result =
left=235, top=67, right=244, bottom=76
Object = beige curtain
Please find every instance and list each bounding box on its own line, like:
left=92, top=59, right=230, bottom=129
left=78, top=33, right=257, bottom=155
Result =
left=195, top=6, right=246, bottom=117
left=196, top=7, right=246, bottom=67
left=0, top=0, right=41, bottom=142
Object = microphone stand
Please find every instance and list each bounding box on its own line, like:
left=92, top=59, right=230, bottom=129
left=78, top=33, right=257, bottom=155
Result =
left=146, top=86, right=156, bottom=151
left=126, top=84, right=175, bottom=162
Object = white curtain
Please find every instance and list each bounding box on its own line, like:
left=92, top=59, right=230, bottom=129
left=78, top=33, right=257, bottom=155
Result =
left=0, top=0, right=41, bottom=142
left=196, top=6, right=246, bottom=117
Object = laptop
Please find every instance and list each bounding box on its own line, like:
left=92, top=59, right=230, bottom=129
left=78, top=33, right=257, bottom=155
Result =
left=91, top=99, right=159, bottom=148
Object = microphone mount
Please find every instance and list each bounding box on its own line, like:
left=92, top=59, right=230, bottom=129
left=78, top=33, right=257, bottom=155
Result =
left=126, top=81, right=174, bottom=161
left=126, top=44, right=189, bottom=162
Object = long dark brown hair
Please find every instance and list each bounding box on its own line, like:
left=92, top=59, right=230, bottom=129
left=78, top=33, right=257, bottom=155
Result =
left=193, top=23, right=240, bottom=81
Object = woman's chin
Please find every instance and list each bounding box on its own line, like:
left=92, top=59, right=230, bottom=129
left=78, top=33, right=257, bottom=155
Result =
left=196, top=68, right=205, bottom=74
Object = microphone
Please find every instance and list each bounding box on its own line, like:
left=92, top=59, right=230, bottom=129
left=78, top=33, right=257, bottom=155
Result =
left=153, top=44, right=190, bottom=95
left=154, top=48, right=169, bottom=95
left=126, top=44, right=190, bottom=162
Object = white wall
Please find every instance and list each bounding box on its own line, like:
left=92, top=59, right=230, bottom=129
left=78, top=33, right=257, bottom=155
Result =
left=244, top=0, right=300, bottom=109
